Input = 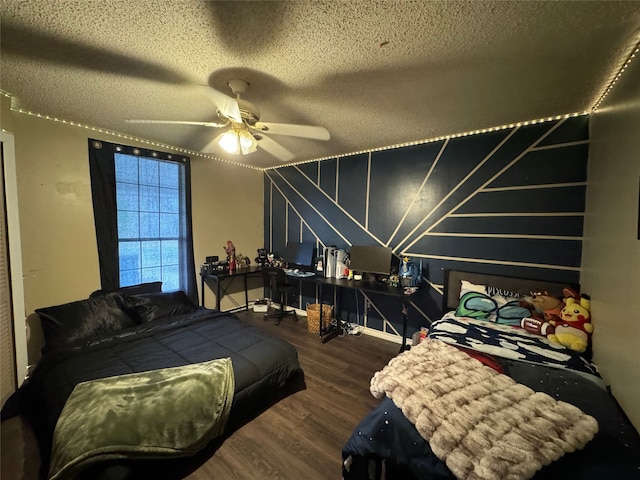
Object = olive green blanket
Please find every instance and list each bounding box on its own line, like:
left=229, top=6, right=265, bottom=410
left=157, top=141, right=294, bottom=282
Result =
left=48, top=358, right=235, bottom=480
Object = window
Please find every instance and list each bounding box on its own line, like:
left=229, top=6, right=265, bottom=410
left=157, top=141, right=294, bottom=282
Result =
left=115, top=153, right=186, bottom=290
left=88, top=140, right=197, bottom=302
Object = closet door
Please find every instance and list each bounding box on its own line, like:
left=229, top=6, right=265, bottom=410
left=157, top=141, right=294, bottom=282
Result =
left=0, top=140, right=17, bottom=405
left=0, top=132, right=27, bottom=403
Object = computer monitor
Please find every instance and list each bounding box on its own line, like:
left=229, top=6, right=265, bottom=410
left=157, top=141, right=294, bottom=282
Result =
left=285, top=241, right=315, bottom=269
left=348, top=245, right=392, bottom=276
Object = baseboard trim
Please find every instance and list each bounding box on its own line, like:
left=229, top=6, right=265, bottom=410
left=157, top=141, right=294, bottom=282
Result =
left=266, top=303, right=402, bottom=345
left=360, top=327, right=402, bottom=345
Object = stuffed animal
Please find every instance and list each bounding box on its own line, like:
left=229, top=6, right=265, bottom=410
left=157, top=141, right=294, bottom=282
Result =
left=528, top=290, right=564, bottom=322
left=547, top=294, right=593, bottom=353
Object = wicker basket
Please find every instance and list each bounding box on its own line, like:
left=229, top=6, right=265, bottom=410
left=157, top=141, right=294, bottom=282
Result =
left=306, top=303, right=333, bottom=334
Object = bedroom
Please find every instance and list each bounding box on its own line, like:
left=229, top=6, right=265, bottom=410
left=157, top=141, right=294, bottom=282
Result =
left=1, top=1, right=639, bottom=479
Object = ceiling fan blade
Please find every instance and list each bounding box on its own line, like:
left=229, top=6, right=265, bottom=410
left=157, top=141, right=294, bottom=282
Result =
left=256, top=135, right=295, bottom=162
left=125, top=119, right=227, bottom=128
left=253, top=122, right=330, bottom=141
left=200, top=86, right=242, bottom=123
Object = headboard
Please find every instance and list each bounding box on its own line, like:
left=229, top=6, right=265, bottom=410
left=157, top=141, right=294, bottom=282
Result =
left=443, top=269, right=578, bottom=312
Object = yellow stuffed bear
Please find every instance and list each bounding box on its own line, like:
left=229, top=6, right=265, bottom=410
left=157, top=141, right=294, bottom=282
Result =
left=547, top=295, right=593, bottom=353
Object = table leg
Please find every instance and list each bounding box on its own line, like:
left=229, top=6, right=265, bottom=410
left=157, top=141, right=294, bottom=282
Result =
left=200, top=275, right=205, bottom=307
left=318, top=282, right=324, bottom=337
left=399, top=302, right=409, bottom=353
left=321, top=284, right=340, bottom=343
left=216, top=278, right=221, bottom=311
left=244, top=274, right=249, bottom=311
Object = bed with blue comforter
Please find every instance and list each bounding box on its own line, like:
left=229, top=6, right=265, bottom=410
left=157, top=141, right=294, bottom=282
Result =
left=342, top=271, right=640, bottom=480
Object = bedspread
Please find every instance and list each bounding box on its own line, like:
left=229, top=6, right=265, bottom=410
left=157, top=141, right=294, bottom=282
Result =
left=428, top=314, right=600, bottom=378
left=370, top=339, right=598, bottom=480
left=49, top=358, right=234, bottom=480
left=2, top=308, right=304, bottom=479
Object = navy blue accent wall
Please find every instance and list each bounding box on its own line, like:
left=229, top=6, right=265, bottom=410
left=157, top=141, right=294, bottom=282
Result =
left=264, top=116, right=589, bottom=340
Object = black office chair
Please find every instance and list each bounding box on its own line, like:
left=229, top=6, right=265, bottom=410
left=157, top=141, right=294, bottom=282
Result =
left=262, top=267, right=298, bottom=325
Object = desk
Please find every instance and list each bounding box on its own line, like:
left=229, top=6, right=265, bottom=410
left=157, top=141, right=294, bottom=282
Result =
left=201, top=268, right=413, bottom=351
left=292, top=275, right=413, bottom=352
left=200, top=266, right=263, bottom=312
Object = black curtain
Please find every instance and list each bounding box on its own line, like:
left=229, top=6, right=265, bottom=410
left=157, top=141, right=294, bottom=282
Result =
left=87, top=139, right=198, bottom=304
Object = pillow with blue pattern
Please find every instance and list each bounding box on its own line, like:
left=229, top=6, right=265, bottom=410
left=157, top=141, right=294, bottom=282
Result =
left=455, top=280, right=532, bottom=326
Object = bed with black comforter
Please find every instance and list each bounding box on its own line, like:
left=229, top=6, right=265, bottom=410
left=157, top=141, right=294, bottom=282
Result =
left=342, top=271, right=640, bottom=480
left=2, top=287, right=304, bottom=479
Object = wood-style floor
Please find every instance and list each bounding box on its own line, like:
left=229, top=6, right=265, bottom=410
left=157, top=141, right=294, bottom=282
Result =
left=1, top=309, right=400, bottom=480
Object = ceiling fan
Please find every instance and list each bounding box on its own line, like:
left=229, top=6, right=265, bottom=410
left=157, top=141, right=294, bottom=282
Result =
left=126, top=79, right=330, bottom=162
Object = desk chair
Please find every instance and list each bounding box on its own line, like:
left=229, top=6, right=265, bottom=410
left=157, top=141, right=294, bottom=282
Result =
left=262, top=267, right=298, bottom=325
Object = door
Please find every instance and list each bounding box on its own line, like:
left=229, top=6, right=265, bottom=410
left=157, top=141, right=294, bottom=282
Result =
left=0, top=132, right=27, bottom=404
left=0, top=139, right=17, bottom=404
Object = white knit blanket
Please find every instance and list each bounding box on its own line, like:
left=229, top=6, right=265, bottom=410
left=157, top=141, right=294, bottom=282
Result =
left=370, top=339, right=598, bottom=480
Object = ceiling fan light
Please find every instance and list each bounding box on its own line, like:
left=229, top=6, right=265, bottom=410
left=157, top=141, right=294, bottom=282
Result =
left=219, top=130, right=241, bottom=154
left=218, top=129, right=257, bottom=155
left=238, top=130, right=257, bottom=154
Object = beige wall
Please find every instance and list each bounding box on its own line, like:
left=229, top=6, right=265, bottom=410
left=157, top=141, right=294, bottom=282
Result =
left=191, top=157, right=265, bottom=310
left=2, top=109, right=263, bottom=366
left=582, top=54, right=640, bottom=428
left=1, top=95, right=13, bottom=131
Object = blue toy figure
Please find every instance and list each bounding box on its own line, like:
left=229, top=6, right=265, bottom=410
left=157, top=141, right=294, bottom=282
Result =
left=399, top=256, right=422, bottom=287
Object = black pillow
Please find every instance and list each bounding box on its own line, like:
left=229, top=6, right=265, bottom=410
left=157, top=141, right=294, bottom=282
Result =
left=89, top=281, right=163, bottom=298
left=128, top=291, right=197, bottom=323
left=36, top=293, right=137, bottom=351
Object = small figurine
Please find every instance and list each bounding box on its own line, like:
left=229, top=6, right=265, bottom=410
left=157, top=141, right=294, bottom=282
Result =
left=255, top=248, right=268, bottom=266
left=399, top=256, right=422, bottom=288
left=235, top=253, right=250, bottom=268
left=223, top=240, right=236, bottom=259
left=224, top=240, right=236, bottom=271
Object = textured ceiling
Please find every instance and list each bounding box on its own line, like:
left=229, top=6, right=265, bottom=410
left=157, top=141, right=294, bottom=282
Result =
left=1, top=1, right=639, bottom=169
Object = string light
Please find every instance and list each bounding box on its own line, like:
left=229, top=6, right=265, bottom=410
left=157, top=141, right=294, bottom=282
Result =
left=10, top=106, right=589, bottom=172
left=6, top=30, right=638, bottom=173
left=264, top=112, right=590, bottom=171
left=592, top=40, right=640, bottom=111
left=9, top=107, right=263, bottom=170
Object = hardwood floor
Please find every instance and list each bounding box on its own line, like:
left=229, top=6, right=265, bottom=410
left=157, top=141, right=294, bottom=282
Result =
left=1, top=310, right=400, bottom=480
